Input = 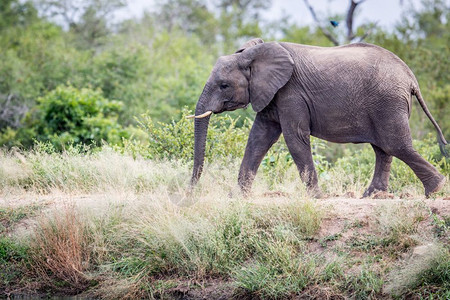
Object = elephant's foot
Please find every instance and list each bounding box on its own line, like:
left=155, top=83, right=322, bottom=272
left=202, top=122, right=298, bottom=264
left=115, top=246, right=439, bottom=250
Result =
left=307, top=186, right=323, bottom=199
left=363, top=185, right=388, bottom=198
left=229, top=187, right=252, bottom=198
left=237, top=184, right=253, bottom=198
left=425, top=175, right=446, bottom=198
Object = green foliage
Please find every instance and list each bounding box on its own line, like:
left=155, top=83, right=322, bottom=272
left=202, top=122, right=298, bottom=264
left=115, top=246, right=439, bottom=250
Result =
left=74, top=45, right=153, bottom=124
left=343, top=268, right=384, bottom=299
left=0, top=237, right=28, bottom=264
left=0, top=237, right=28, bottom=288
left=217, top=0, right=270, bottom=52
left=407, top=248, right=450, bottom=298
left=154, top=0, right=219, bottom=45
left=75, top=31, right=215, bottom=124
left=120, top=108, right=251, bottom=161
left=1, top=86, right=129, bottom=149
left=142, top=32, right=214, bottom=120
left=426, top=84, right=450, bottom=135
left=35, top=85, right=128, bottom=148
left=0, top=0, right=38, bottom=32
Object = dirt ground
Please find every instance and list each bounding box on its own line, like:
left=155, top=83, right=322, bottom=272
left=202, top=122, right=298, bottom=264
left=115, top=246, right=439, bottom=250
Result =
left=2, top=191, right=449, bottom=239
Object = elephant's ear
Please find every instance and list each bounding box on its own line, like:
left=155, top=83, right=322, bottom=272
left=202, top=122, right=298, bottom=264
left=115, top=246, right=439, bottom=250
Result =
left=235, top=38, right=264, bottom=53
left=239, top=42, right=294, bottom=112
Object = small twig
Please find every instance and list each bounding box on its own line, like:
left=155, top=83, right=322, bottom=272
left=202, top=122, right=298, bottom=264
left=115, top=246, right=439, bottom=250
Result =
left=357, top=22, right=378, bottom=42
left=303, top=0, right=339, bottom=46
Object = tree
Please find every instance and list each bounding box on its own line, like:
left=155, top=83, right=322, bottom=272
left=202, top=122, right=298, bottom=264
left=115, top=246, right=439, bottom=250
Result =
left=396, top=0, right=449, bottom=45
left=302, top=0, right=377, bottom=45
left=155, top=0, right=218, bottom=45
left=0, top=0, right=38, bottom=31
left=217, top=0, right=271, bottom=52
left=36, top=0, right=125, bottom=47
left=0, top=0, right=66, bottom=130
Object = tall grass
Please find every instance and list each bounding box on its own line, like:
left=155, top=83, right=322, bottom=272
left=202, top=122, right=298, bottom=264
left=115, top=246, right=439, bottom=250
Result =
left=1, top=141, right=448, bottom=197
left=1, top=145, right=449, bottom=298
left=21, top=189, right=324, bottom=297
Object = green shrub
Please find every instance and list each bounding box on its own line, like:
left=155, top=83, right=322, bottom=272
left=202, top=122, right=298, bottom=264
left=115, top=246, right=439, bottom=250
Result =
left=0, top=237, right=28, bottom=288
left=0, top=237, right=28, bottom=264
left=1, top=85, right=130, bottom=149
left=119, top=108, right=251, bottom=162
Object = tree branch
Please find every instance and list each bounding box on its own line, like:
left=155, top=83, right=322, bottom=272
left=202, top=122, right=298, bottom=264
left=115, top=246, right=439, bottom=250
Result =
left=357, top=21, right=378, bottom=42
left=346, top=0, right=370, bottom=42
left=302, top=0, right=339, bottom=46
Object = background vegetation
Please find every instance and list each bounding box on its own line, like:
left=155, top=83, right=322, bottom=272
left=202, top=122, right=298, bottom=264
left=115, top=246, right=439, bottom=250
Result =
left=0, top=0, right=448, bottom=150
left=0, top=0, right=449, bottom=298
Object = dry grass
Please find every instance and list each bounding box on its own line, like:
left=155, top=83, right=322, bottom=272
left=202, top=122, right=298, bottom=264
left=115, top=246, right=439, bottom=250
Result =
left=1, top=146, right=448, bottom=198
left=29, top=204, right=92, bottom=292
left=0, top=148, right=449, bottom=298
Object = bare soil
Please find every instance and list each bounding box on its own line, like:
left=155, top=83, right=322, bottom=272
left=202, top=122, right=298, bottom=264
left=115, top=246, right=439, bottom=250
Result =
left=2, top=192, right=449, bottom=244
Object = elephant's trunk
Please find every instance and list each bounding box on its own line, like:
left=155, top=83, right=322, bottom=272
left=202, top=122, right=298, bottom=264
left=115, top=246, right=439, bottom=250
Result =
left=190, top=96, right=211, bottom=187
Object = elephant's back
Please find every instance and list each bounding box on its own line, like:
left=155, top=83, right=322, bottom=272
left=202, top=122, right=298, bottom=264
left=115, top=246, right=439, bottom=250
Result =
left=282, top=42, right=417, bottom=101
left=281, top=42, right=417, bottom=89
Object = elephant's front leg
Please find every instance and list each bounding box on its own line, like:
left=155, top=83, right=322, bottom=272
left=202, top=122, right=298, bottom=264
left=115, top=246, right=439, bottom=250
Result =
left=282, top=124, right=321, bottom=197
left=238, top=114, right=282, bottom=195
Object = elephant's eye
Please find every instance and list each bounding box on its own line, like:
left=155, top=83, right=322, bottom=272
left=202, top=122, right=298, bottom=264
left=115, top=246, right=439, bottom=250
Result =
left=220, top=83, right=229, bottom=91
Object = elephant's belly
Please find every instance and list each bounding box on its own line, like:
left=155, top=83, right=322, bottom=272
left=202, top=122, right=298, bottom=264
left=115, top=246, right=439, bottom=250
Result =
left=313, top=133, right=373, bottom=144
left=311, top=121, right=375, bottom=144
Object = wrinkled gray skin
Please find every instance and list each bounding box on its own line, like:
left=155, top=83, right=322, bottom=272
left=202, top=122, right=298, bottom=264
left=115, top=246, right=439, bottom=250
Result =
left=191, top=38, right=448, bottom=198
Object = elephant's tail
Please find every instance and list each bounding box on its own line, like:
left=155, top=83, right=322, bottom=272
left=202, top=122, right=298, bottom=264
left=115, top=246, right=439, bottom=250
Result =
left=412, top=87, right=448, bottom=157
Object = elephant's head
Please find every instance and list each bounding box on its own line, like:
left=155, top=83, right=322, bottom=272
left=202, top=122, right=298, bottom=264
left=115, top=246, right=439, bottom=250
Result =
left=189, top=38, right=294, bottom=187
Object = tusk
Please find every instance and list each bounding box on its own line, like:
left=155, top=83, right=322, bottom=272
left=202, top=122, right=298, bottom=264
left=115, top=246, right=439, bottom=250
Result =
left=186, top=111, right=212, bottom=119
left=195, top=111, right=212, bottom=118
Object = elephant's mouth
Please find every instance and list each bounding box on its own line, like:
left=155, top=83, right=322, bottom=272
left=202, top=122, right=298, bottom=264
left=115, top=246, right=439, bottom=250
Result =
left=216, top=102, right=249, bottom=113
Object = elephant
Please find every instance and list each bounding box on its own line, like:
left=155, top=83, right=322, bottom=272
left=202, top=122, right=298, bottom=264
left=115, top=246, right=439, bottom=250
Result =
left=188, top=38, right=448, bottom=198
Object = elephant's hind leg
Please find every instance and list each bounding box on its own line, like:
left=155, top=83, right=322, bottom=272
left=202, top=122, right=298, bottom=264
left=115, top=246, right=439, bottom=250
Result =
left=373, top=112, right=445, bottom=197
left=390, top=146, right=445, bottom=197
left=363, top=144, right=393, bottom=197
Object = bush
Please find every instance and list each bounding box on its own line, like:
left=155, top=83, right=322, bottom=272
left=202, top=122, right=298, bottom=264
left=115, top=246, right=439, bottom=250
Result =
left=0, top=85, right=130, bottom=149
left=119, top=108, right=251, bottom=162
